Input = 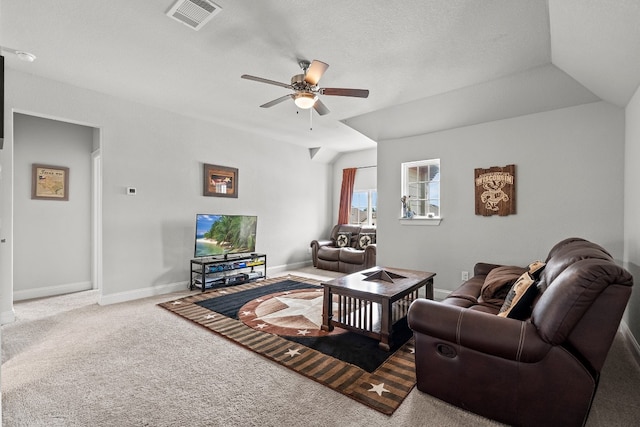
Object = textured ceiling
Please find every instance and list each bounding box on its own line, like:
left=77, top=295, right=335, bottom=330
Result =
left=1, top=1, right=639, bottom=153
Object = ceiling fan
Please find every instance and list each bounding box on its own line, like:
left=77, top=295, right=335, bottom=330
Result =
left=241, top=59, right=369, bottom=116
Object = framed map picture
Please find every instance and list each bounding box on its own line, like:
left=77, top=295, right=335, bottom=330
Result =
left=32, top=164, right=69, bottom=201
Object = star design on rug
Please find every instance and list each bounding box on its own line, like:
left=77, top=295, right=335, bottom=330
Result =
left=284, top=348, right=301, bottom=357
left=408, top=346, right=415, bottom=354
left=368, top=383, right=390, bottom=397
left=254, top=323, right=268, bottom=329
left=297, top=329, right=310, bottom=336
left=241, top=310, right=253, bottom=316
left=219, top=290, right=228, bottom=294
left=204, top=314, right=216, bottom=320
left=255, top=295, right=324, bottom=327
left=255, top=298, right=264, bottom=303
left=171, top=300, right=182, bottom=305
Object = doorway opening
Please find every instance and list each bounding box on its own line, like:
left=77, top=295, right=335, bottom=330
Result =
left=12, top=113, right=102, bottom=302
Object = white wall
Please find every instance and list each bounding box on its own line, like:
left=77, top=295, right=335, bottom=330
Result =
left=0, top=69, right=331, bottom=315
left=13, top=114, right=93, bottom=299
left=377, top=101, right=625, bottom=293
left=624, top=84, right=640, bottom=346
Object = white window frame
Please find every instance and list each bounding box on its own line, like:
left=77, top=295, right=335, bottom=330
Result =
left=401, top=159, right=441, bottom=224
left=349, top=189, right=377, bottom=226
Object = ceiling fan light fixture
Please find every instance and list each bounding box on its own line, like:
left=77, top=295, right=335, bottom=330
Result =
left=294, top=92, right=317, bottom=109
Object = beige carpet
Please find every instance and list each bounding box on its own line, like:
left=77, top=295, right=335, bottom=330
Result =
left=2, top=272, right=640, bottom=426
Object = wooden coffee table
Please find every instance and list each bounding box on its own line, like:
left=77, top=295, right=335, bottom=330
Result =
left=321, top=266, right=435, bottom=351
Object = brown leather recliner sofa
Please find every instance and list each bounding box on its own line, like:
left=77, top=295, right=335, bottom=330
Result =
left=310, top=224, right=376, bottom=273
left=407, top=238, right=633, bottom=427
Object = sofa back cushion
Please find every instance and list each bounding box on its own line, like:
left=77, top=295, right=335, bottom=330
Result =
left=359, top=226, right=376, bottom=235
left=331, top=225, right=376, bottom=249
left=538, top=238, right=613, bottom=293
left=532, top=241, right=632, bottom=346
left=358, top=226, right=376, bottom=248
left=331, top=225, right=361, bottom=247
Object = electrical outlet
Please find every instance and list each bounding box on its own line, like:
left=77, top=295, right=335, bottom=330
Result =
left=461, top=271, right=469, bottom=281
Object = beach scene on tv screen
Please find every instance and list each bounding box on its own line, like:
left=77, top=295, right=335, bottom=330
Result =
left=195, top=214, right=257, bottom=257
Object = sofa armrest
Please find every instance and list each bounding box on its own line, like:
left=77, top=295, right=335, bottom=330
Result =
left=363, top=244, right=377, bottom=269
left=310, top=239, right=334, bottom=249
left=310, top=239, right=334, bottom=267
left=408, top=299, right=551, bottom=363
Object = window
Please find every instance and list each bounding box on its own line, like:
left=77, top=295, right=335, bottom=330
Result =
left=402, top=159, right=440, bottom=218
left=350, top=190, right=377, bottom=226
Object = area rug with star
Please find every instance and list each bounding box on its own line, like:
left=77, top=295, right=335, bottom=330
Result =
left=158, top=275, right=416, bottom=415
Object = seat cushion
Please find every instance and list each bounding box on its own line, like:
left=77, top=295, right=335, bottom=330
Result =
left=317, top=246, right=341, bottom=261
left=339, top=247, right=365, bottom=264
left=441, top=297, right=478, bottom=309
left=317, top=258, right=339, bottom=271
left=448, top=276, right=484, bottom=303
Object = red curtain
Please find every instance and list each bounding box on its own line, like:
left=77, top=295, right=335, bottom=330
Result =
left=338, top=168, right=357, bottom=225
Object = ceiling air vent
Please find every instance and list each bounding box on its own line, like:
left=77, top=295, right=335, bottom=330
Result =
left=166, top=0, right=222, bottom=31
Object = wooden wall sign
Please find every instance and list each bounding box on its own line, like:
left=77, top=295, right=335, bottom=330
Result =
left=474, top=164, right=515, bottom=216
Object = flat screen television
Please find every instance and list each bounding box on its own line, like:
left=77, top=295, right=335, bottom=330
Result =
left=194, top=214, right=257, bottom=258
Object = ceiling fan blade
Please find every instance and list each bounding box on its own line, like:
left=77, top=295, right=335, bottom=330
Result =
left=241, top=74, right=293, bottom=89
left=304, top=60, right=329, bottom=85
left=260, top=94, right=293, bottom=108
left=321, top=88, right=369, bottom=98
left=313, top=99, right=330, bottom=116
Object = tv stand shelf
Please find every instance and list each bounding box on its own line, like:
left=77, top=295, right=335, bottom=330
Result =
left=190, top=253, right=267, bottom=292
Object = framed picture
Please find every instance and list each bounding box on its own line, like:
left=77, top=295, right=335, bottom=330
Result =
left=31, top=164, right=69, bottom=201
left=203, top=163, right=238, bottom=198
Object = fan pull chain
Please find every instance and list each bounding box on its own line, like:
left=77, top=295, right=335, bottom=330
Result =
left=309, top=108, right=313, bottom=131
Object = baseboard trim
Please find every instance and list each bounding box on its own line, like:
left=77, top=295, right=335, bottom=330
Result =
left=13, top=281, right=93, bottom=302
left=0, top=308, right=16, bottom=325
left=267, top=260, right=313, bottom=276
left=98, top=261, right=315, bottom=306
left=620, top=320, right=640, bottom=368
left=99, top=281, right=189, bottom=306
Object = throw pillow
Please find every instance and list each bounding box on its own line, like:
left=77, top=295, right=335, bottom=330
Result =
left=335, top=232, right=351, bottom=248
left=498, top=271, right=539, bottom=320
left=528, top=260, right=546, bottom=280
left=357, top=233, right=376, bottom=249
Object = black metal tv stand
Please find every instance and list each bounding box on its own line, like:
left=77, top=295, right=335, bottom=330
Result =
left=189, top=253, right=266, bottom=292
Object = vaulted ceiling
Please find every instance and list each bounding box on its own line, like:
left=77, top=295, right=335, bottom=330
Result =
left=2, top=1, right=640, bottom=153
